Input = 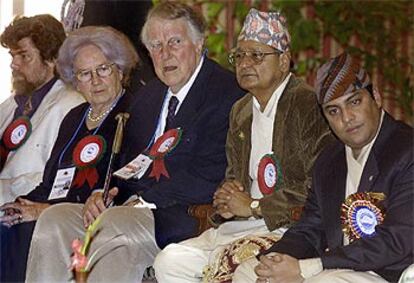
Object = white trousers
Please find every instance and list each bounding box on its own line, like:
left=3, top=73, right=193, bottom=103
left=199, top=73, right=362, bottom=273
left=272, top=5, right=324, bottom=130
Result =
left=234, top=257, right=389, bottom=283
left=26, top=203, right=160, bottom=283
left=154, top=219, right=285, bottom=283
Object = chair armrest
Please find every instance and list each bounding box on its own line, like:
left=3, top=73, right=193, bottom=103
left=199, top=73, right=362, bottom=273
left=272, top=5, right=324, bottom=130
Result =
left=188, top=204, right=215, bottom=235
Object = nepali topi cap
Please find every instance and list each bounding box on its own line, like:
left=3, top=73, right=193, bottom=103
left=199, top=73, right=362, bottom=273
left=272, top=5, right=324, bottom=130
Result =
left=315, top=52, right=372, bottom=104
left=238, top=8, right=290, bottom=53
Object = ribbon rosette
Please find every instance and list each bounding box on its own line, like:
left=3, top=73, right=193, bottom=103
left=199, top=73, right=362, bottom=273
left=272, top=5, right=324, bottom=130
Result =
left=72, top=135, right=107, bottom=189
left=257, top=153, right=283, bottom=195
left=341, top=192, right=386, bottom=242
left=148, top=128, right=182, bottom=181
left=0, top=116, right=32, bottom=172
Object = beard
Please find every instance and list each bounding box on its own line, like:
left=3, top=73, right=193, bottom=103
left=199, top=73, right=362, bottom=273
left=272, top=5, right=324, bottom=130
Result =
left=12, top=71, right=42, bottom=96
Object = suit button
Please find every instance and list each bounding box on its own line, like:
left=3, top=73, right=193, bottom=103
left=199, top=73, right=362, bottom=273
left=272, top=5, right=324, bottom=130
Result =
left=369, top=175, right=374, bottom=181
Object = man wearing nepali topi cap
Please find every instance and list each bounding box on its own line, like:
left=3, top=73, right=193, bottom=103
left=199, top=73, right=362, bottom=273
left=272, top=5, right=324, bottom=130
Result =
left=154, top=8, right=333, bottom=283
left=252, top=52, right=414, bottom=283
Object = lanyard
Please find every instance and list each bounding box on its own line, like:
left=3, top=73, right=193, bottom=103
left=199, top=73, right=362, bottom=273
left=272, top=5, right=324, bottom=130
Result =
left=57, top=92, right=123, bottom=167
left=144, top=92, right=169, bottom=151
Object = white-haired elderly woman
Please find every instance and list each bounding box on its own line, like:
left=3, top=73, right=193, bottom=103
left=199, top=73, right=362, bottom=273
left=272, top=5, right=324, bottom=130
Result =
left=0, top=26, right=145, bottom=282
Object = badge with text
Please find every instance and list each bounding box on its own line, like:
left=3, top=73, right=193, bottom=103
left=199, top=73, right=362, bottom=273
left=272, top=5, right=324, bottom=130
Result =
left=257, top=153, right=283, bottom=195
left=114, top=153, right=153, bottom=180
left=341, top=192, right=386, bottom=242
left=148, top=128, right=182, bottom=181
left=72, top=135, right=106, bottom=189
left=48, top=167, right=76, bottom=200
left=0, top=116, right=32, bottom=172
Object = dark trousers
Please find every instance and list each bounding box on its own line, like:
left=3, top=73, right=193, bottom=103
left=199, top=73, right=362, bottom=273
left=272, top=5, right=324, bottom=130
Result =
left=0, top=222, right=36, bottom=282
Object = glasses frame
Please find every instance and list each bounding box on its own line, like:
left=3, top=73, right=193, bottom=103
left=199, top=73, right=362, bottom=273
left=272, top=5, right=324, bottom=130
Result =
left=228, top=50, right=281, bottom=66
left=75, top=62, right=117, bottom=83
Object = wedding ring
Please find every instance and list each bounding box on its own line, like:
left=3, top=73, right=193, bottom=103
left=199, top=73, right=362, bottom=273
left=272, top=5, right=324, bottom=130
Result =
left=18, top=215, right=23, bottom=223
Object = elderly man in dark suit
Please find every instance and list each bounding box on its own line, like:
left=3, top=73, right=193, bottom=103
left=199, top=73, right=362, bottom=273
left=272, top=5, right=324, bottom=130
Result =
left=25, top=2, right=244, bottom=282
left=252, top=53, right=414, bottom=283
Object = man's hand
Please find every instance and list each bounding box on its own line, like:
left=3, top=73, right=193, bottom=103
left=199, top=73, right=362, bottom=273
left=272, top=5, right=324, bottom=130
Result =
left=0, top=198, right=50, bottom=227
left=82, top=187, right=118, bottom=227
left=255, top=253, right=304, bottom=283
left=213, top=180, right=252, bottom=218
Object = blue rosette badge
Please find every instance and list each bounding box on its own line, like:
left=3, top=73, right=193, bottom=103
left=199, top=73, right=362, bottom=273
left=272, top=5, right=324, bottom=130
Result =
left=341, top=192, right=386, bottom=242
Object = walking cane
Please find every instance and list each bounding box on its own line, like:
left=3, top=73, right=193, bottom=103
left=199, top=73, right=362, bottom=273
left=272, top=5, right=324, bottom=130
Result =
left=103, top=112, right=130, bottom=206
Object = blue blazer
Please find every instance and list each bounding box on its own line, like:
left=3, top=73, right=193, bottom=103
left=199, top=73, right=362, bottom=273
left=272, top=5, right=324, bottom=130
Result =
left=265, top=113, right=414, bottom=282
left=115, top=58, right=245, bottom=248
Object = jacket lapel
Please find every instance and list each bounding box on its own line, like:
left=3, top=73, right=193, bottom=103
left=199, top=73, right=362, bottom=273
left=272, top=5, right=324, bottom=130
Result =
left=237, top=98, right=253, bottom=191
left=29, top=80, right=62, bottom=128
left=322, top=147, right=347, bottom=248
left=272, top=76, right=297, bottom=158
left=169, top=59, right=213, bottom=130
left=358, top=154, right=379, bottom=192
left=358, top=113, right=394, bottom=193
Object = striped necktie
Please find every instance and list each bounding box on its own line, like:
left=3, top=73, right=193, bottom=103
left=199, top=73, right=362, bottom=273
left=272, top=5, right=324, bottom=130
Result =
left=165, top=96, right=179, bottom=130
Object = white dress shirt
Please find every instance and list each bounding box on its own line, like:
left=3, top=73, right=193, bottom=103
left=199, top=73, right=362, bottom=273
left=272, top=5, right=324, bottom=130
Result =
left=249, top=73, right=292, bottom=199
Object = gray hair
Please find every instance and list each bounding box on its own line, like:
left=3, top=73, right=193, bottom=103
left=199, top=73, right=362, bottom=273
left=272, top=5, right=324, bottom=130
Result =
left=141, top=2, right=206, bottom=48
left=57, top=26, right=139, bottom=87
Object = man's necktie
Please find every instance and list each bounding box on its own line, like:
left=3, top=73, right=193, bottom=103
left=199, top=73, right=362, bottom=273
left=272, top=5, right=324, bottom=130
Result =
left=165, top=96, right=179, bottom=130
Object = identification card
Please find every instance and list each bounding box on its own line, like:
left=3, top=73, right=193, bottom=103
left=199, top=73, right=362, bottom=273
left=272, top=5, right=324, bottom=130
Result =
left=114, top=154, right=153, bottom=180
left=48, top=167, right=76, bottom=200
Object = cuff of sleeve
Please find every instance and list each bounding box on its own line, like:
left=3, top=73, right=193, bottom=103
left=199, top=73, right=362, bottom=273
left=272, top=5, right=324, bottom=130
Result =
left=135, top=196, right=157, bottom=209
left=299, top=258, right=323, bottom=279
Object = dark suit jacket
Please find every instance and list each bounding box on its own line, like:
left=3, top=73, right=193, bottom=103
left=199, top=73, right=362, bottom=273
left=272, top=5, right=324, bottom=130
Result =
left=265, top=113, right=414, bottom=282
left=115, top=58, right=245, bottom=248
left=24, top=92, right=137, bottom=204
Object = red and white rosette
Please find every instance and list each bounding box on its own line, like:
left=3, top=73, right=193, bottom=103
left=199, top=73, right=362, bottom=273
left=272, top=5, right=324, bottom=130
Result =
left=72, top=135, right=107, bottom=188
left=257, top=153, right=283, bottom=195
left=148, top=128, right=182, bottom=181
left=0, top=116, right=32, bottom=171
left=341, top=192, right=386, bottom=242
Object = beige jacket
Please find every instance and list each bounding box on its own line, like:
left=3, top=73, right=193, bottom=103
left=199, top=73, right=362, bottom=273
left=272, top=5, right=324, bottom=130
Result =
left=0, top=80, right=84, bottom=204
left=225, top=75, right=333, bottom=230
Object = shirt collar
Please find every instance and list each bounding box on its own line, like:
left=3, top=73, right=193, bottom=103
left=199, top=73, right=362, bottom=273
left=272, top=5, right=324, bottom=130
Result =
left=166, top=56, right=205, bottom=104
left=252, top=72, right=292, bottom=117
left=13, top=77, right=57, bottom=118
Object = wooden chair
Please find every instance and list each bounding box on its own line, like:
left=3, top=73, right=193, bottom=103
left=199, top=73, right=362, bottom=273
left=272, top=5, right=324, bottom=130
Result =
left=188, top=204, right=216, bottom=235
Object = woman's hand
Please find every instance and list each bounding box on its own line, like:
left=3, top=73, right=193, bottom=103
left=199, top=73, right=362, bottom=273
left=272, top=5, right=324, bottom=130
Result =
left=0, top=198, right=50, bottom=226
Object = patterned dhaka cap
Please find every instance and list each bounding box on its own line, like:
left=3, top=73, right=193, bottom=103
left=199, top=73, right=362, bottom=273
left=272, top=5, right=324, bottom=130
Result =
left=238, top=8, right=290, bottom=52
left=315, top=52, right=372, bottom=104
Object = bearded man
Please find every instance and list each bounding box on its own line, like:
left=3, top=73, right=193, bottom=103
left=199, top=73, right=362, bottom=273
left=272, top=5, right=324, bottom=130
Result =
left=0, top=14, right=84, bottom=204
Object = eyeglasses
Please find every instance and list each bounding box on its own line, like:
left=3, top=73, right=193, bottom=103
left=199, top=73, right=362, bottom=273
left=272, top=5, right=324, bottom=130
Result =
left=228, top=50, right=281, bottom=66
left=75, top=63, right=117, bottom=82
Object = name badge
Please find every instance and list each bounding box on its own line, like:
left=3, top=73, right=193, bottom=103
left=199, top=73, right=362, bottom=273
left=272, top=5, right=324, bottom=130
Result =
left=114, top=154, right=153, bottom=180
left=48, top=167, right=76, bottom=200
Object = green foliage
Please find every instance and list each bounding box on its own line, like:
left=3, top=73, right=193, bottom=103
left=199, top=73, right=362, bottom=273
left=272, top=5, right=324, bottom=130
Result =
left=290, top=18, right=320, bottom=53
left=313, top=0, right=413, bottom=123
left=150, top=0, right=413, bottom=123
